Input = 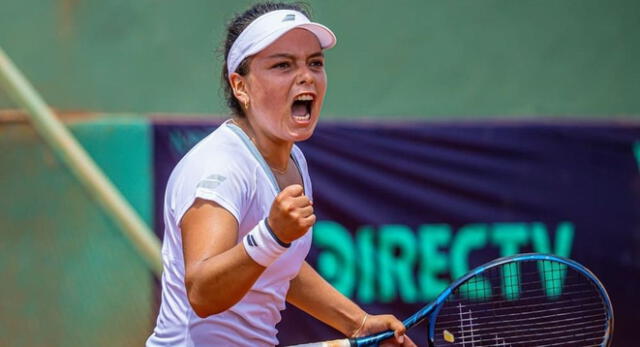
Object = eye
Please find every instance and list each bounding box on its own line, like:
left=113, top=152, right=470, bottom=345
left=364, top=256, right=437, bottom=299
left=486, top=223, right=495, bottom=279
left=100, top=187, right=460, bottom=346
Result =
left=310, top=59, right=324, bottom=68
left=272, top=61, right=290, bottom=69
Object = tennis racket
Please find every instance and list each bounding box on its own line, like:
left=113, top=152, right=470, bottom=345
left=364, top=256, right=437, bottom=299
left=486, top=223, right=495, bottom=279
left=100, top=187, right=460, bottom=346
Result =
left=289, top=253, right=613, bottom=347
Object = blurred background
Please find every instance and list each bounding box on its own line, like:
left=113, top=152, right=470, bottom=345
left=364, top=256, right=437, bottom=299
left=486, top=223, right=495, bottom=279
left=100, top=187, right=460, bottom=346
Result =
left=1, top=0, right=639, bottom=346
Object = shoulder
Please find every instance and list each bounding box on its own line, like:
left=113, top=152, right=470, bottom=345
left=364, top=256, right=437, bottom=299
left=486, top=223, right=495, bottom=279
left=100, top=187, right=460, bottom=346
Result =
left=167, top=124, right=260, bottom=202
left=165, top=123, right=259, bottom=223
left=179, top=124, right=258, bottom=178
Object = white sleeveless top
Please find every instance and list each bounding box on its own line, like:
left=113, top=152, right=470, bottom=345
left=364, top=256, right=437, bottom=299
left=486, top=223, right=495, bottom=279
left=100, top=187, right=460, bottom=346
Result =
left=147, top=120, right=313, bottom=347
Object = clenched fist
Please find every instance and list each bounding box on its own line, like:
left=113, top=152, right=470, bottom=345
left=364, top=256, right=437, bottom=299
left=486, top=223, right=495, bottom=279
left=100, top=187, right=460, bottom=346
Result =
left=267, top=184, right=315, bottom=244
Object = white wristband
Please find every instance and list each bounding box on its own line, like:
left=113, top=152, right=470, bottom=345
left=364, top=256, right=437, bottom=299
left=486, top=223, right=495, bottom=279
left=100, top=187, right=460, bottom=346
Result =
left=243, top=219, right=290, bottom=267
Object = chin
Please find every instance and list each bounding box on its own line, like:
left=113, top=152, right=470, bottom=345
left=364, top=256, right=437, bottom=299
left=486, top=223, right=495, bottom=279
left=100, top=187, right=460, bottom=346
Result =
left=286, top=118, right=318, bottom=142
left=288, top=125, right=317, bottom=142
left=288, top=130, right=314, bottom=142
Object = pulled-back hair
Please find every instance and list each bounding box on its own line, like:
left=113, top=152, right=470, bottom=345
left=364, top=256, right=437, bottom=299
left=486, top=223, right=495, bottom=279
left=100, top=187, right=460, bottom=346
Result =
left=220, top=2, right=311, bottom=117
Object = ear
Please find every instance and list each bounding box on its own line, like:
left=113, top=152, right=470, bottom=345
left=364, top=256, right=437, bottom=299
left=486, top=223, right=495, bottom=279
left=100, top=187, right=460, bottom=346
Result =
left=229, top=72, right=250, bottom=108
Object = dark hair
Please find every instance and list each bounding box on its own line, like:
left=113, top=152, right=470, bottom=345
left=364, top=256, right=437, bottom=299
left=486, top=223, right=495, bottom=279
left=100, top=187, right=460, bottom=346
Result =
left=220, top=2, right=311, bottom=117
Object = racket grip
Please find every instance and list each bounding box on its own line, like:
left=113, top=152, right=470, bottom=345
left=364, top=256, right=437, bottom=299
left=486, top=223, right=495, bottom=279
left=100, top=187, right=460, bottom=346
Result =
left=352, top=330, right=396, bottom=346
left=285, top=338, right=353, bottom=347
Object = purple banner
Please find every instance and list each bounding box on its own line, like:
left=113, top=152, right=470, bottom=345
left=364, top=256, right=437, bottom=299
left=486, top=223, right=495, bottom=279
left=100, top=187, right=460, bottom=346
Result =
left=153, top=119, right=640, bottom=346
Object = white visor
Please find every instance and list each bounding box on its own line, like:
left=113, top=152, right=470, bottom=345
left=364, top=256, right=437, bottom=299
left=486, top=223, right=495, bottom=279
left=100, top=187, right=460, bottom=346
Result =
left=226, top=10, right=337, bottom=75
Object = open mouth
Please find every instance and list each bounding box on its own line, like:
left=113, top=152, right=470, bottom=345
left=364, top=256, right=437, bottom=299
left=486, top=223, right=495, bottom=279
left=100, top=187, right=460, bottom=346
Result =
left=291, top=94, right=314, bottom=122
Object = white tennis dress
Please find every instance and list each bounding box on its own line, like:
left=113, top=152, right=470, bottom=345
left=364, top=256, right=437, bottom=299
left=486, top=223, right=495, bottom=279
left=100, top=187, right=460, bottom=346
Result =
left=147, top=120, right=313, bottom=347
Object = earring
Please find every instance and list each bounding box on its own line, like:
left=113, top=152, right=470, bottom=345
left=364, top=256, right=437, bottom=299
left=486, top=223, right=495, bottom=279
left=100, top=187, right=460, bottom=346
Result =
left=244, top=99, right=250, bottom=110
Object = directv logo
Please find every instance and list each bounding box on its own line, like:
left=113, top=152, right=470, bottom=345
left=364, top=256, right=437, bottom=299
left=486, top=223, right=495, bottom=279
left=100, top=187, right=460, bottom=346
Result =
left=282, top=14, right=295, bottom=22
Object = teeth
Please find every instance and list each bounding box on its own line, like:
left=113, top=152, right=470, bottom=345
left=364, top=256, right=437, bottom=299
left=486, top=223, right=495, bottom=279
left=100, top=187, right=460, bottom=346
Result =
left=295, top=94, right=314, bottom=101
left=293, top=113, right=311, bottom=121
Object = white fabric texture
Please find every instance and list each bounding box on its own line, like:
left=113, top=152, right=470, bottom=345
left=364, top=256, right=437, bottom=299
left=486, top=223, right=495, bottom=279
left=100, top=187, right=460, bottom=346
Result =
left=147, top=120, right=313, bottom=347
left=227, top=9, right=336, bottom=75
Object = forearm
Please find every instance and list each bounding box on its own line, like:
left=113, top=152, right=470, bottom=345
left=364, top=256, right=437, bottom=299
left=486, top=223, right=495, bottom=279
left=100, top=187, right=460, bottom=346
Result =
left=186, top=242, right=265, bottom=317
left=287, top=261, right=366, bottom=337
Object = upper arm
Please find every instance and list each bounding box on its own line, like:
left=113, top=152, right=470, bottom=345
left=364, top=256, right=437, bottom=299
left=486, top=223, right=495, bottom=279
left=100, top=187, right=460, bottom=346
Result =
left=180, top=198, right=239, bottom=284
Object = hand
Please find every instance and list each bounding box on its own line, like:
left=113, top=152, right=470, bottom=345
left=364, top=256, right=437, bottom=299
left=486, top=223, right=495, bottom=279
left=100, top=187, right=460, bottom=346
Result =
left=268, top=184, right=315, bottom=243
left=355, top=314, right=416, bottom=347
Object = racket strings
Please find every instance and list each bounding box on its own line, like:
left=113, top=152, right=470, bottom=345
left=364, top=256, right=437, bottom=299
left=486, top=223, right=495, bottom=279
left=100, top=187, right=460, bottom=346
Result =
left=444, top=333, right=605, bottom=346
left=448, top=315, right=606, bottom=341
left=435, top=294, right=602, bottom=319
left=437, top=308, right=606, bottom=331
left=452, top=273, right=593, bottom=303
left=436, top=311, right=607, bottom=345
left=456, top=281, right=599, bottom=299
left=432, top=259, right=609, bottom=346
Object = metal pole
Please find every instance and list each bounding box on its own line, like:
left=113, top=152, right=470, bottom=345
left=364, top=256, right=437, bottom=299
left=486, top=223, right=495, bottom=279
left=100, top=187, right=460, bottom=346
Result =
left=0, top=46, right=162, bottom=277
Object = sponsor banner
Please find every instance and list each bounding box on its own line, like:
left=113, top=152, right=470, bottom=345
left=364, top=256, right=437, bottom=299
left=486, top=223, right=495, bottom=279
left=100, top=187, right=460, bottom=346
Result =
left=153, top=120, right=640, bottom=346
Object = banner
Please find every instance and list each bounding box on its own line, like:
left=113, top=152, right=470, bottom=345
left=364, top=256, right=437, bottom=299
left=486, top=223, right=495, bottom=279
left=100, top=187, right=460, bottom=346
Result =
left=153, top=120, right=640, bottom=346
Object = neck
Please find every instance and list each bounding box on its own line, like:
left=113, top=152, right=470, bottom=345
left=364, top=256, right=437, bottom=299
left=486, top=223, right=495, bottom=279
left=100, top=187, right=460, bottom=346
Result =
left=232, top=117, right=293, bottom=172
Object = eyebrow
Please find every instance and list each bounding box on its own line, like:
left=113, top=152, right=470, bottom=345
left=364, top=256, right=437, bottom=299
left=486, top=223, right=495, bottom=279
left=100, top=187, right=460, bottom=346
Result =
left=265, top=51, right=324, bottom=60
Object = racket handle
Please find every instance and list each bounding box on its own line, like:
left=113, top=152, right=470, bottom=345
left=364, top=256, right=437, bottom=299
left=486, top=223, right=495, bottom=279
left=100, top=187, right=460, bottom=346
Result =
left=286, top=338, right=353, bottom=347
left=352, top=330, right=396, bottom=346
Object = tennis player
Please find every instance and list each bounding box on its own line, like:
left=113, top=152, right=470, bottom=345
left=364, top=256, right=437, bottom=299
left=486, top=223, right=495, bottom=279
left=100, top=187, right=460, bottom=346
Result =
left=147, top=2, right=415, bottom=346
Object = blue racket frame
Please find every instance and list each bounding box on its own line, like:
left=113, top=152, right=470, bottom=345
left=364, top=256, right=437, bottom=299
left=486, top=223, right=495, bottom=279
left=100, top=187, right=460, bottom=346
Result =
left=351, top=253, right=614, bottom=347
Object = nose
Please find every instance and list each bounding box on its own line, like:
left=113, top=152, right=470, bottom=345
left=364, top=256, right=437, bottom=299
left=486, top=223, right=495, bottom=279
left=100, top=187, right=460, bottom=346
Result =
left=297, top=66, right=314, bottom=85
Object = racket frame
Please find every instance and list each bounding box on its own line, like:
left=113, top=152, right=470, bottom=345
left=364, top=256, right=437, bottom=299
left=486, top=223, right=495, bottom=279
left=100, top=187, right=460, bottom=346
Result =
left=352, top=253, right=614, bottom=347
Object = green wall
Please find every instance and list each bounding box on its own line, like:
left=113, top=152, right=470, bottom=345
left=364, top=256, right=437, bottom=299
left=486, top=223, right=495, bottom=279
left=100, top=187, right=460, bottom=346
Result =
left=0, top=116, right=153, bottom=346
left=1, top=0, right=639, bottom=118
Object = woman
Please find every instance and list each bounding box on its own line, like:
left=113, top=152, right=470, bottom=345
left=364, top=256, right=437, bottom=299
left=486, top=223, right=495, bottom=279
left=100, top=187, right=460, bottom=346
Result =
left=147, top=3, right=415, bottom=346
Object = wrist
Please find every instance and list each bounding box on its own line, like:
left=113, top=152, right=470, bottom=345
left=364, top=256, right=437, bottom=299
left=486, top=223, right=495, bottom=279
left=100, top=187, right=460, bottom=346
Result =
left=265, top=218, right=291, bottom=247
left=243, top=219, right=289, bottom=267
left=350, top=312, right=368, bottom=338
